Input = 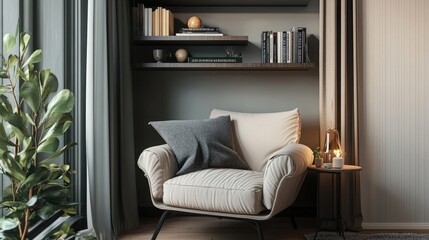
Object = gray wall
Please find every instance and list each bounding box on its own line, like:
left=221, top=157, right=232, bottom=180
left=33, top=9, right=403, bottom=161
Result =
left=133, top=2, right=320, bottom=208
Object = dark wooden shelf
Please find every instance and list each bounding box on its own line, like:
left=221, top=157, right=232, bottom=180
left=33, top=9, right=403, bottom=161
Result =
left=141, top=0, right=311, bottom=7
left=134, top=36, right=248, bottom=46
left=134, top=63, right=315, bottom=71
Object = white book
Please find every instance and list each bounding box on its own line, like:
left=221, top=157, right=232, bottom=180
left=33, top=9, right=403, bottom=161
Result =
left=269, top=32, right=274, bottom=63
left=277, top=31, right=282, bottom=63
left=146, top=8, right=152, bottom=36
left=175, top=33, right=224, bottom=36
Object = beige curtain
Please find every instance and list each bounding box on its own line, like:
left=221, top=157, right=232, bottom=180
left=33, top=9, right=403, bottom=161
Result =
left=319, top=0, right=362, bottom=231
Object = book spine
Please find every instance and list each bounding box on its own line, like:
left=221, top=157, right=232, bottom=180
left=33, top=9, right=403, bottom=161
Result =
left=273, top=32, right=277, bottom=63
left=188, top=57, right=242, bottom=63
left=292, top=27, right=298, bottom=63
left=148, top=8, right=152, bottom=36
left=282, top=31, right=287, bottom=63
left=297, top=28, right=303, bottom=63
left=287, top=31, right=293, bottom=63
left=277, top=31, right=282, bottom=63
left=261, top=31, right=267, bottom=63
left=138, top=4, right=144, bottom=37
left=168, top=10, right=174, bottom=36
left=269, top=31, right=273, bottom=63
left=301, top=27, right=307, bottom=63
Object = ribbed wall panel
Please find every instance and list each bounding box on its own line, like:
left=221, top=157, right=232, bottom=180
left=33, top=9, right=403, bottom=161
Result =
left=359, top=0, right=429, bottom=226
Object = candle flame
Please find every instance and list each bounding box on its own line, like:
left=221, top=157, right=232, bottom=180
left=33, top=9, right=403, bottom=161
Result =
left=334, top=149, right=342, bottom=158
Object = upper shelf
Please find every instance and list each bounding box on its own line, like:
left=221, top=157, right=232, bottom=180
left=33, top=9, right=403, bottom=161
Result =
left=141, top=0, right=311, bottom=7
left=134, top=36, right=248, bottom=46
left=135, top=63, right=315, bottom=71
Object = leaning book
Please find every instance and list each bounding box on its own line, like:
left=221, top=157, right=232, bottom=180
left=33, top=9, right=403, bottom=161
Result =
left=188, top=57, right=242, bottom=63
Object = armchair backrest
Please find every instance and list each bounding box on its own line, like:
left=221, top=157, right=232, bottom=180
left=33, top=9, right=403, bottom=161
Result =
left=210, top=109, right=302, bottom=172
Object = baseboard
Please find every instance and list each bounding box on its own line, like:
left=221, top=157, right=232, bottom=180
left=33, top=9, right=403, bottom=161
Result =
left=363, top=222, right=429, bottom=229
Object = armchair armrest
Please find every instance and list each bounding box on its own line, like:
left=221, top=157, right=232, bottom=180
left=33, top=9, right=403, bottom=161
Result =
left=263, top=143, right=313, bottom=210
left=137, top=144, right=178, bottom=200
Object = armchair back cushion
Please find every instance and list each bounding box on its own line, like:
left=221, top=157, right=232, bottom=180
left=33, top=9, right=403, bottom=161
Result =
left=210, top=109, right=301, bottom=172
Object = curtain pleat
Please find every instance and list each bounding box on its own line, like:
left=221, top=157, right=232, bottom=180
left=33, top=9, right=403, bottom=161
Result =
left=86, top=0, right=113, bottom=238
left=320, top=0, right=363, bottom=231
left=107, top=0, right=139, bottom=235
left=86, top=0, right=139, bottom=238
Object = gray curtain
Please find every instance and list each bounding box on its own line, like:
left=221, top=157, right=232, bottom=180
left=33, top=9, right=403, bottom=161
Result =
left=340, top=0, right=363, bottom=231
left=107, top=0, right=140, bottom=235
left=319, top=0, right=362, bottom=231
left=86, top=0, right=139, bottom=238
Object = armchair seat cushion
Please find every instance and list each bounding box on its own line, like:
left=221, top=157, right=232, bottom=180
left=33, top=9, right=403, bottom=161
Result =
left=163, top=168, right=265, bottom=215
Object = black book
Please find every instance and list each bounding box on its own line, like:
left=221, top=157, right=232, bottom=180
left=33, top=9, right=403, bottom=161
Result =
left=261, top=31, right=267, bottom=63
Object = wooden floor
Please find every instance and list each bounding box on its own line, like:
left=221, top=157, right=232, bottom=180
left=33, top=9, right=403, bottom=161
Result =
left=119, top=216, right=317, bottom=240
left=119, top=216, right=429, bottom=240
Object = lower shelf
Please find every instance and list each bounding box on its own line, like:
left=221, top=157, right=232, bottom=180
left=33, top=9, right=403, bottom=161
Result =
left=134, top=63, right=315, bottom=71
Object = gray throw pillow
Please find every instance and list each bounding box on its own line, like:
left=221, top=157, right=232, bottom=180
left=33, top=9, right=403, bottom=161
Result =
left=149, top=115, right=249, bottom=176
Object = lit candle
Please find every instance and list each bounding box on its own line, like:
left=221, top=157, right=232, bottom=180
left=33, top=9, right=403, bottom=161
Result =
left=332, top=149, right=344, bottom=169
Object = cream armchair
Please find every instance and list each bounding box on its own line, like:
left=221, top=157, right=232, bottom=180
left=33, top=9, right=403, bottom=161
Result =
left=138, top=109, right=313, bottom=240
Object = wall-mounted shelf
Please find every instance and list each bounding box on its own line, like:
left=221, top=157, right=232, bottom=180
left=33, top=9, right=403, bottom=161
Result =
left=134, top=63, right=315, bottom=71
left=141, top=0, right=311, bottom=7
left=134, top=36, right=249, bottom=46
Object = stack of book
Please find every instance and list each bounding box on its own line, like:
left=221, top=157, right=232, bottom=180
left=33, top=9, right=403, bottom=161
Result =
left=261, top=27, right=307, bottom=63
left=176, top=27, right=223, bottom=36
left=132, top=4, right=174, bottom=38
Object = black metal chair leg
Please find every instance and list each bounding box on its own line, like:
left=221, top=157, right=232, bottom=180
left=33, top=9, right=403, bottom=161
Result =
left=251, top=220, right=264, bottom=240
left=288, top=208, right=298, bottom=229
left=151, top=211, right=171, bottom=240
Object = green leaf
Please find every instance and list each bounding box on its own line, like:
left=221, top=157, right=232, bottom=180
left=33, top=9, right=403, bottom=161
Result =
left=1, top=152, right=26, bottom=182
left=21, top=165, right=50, bottom=188
left=44, top=89, right=74, bottom=119
left=19, top=32, right=31, bottom=55
left=0, top=217, right=19, bottom=231
left=39, top=143, right=77, bottom=164
left=37, top=137, right=59, bottom=153
left=40, top=70, right=58, bottom=100
left=0, top=71, right=8, bottom=78
left=26, top=195, right=38, bottom=207
left=20, top=80, right=41, bottom=113
left=6, top=113, right=29, bottom=138
left=24, top=113, right=36, bottom=126
left=37, top=204, right=54, bottom=220
left=23, top=49, right=42, bottom=67
left=8, top=54, right=18, bottom=68
left=61, top=164, right=70, bottom=172
left=44, top=112, right=71, bottom=130
left=41, top=114, right=73, bottom=142
left=0, top=85, right=10, bottom=94
left=3, top=33, right=16, bottom=53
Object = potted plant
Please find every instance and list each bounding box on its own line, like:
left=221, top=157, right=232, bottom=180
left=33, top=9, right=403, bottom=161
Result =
left=0, top=29, right=77, bottom=239
left=313, top=147, right=323, bottom=168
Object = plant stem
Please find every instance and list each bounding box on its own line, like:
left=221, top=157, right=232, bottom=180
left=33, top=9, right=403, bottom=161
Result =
left=21, top=188, right=33, bottom=240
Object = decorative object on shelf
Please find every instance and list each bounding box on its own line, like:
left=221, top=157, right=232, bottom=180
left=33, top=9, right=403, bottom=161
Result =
left=323, top=128, right=341, bottom=164
left=313, top=147, right=323, bottom=168
left=332, top=149, right=344, bottom=169
left=224, top=46, right=242, bottom=57
left=175, top=48, right=189, bottom=62
left=153, top=49, right=165, bottom=63
left=187, top=16, right=202, bottom=28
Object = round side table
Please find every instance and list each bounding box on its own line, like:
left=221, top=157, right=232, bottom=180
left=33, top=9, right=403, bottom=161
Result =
left=307, top=164, right=362, bottom=240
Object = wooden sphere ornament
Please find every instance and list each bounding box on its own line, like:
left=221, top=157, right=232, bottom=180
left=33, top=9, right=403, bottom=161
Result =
left=175, top=48, right=189, bottom=63
left=187, top=16, right=202, bottom=28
